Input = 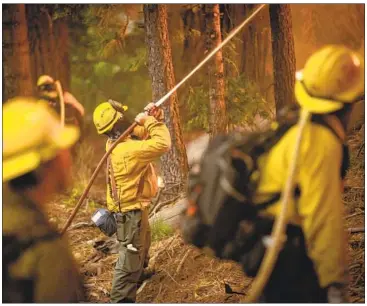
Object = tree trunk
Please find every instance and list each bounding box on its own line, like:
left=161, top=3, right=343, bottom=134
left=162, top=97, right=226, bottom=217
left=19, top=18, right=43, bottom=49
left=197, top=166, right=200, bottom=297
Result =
left=269, top=4, right=296, bottom=113
left=220, top=4, right=243, bottom=78
left=3, top=4, right=33, bottom=101
left=54, top=17, right=71, bottom=91
left=26, top=4, right=57, bottom=86
left=144, top=4, right=189, bottom=193
left=240, top=5, right=258, bottom=82
left=204, top=4, right=227, bottom=137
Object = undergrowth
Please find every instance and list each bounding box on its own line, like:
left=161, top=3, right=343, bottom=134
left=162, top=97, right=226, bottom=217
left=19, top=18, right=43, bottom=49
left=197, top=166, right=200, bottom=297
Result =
left=63, top=141, right=95, bottom=207
left=151, top=219, right=174, bottom=242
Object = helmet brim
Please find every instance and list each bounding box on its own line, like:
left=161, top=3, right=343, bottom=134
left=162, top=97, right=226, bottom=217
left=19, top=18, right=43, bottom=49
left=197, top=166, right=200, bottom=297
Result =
left=3, top=125, right=80, bottom=182
left=96, top=113, right=121, bottom=135
left=295, top=81, right=344, bottom=114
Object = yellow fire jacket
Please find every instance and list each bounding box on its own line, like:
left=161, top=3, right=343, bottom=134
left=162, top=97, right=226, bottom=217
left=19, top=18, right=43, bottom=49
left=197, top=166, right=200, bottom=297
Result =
left=106, top=116, right=171, bottom=212
left=3, top=184, right=84, bottom=302
left=255, top=115, right=347, bottom=288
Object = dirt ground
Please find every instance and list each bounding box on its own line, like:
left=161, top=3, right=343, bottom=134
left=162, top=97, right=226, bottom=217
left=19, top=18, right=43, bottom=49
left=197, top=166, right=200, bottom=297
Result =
left=48, top=126, right=365, bottom=303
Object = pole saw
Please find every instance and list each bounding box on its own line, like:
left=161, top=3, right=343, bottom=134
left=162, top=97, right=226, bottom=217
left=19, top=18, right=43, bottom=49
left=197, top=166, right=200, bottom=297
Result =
left=61, top=4, right=268, bottom=234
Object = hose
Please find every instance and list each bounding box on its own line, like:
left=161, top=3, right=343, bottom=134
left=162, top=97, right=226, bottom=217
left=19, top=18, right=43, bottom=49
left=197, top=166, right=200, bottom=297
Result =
left=244, top=108, right=311, bottom=302
left=55, top=80, right=65, bottom=128
left=61, top=4, right=268, bottom=234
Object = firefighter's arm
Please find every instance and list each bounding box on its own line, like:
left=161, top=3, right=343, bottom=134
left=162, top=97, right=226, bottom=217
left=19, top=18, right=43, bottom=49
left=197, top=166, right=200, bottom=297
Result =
left=132, top=125, right=148, bottom=139
left=63, top=92, right=85, bottom=117
left=298, top=132, right=348, bottom=290
left=134, top=114, right=171, bottom=162
left=132, top=104, right=165, bottom=140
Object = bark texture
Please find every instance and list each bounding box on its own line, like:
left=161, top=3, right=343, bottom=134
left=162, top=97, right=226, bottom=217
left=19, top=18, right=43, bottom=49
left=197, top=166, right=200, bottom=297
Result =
left=26, top=5, right=56, bottom=85
left=3, top=4, right=33, bottom=101
left=204, top=4, right=227, bottom=137
left=144, top=4, right=189, bottom=193
left=269, top=4, right=296, bottom=113
left=54, top=17, right=71, bottom=91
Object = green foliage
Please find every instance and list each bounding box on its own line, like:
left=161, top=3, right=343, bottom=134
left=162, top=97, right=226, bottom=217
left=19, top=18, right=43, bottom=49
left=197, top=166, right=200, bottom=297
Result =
left=67, top=142, right=95, bottom=201
left=185, top=74, right=274, bottom=132
left=151, top=219, right=175, bottom=242
left=70, top=5, right=151, bottom=118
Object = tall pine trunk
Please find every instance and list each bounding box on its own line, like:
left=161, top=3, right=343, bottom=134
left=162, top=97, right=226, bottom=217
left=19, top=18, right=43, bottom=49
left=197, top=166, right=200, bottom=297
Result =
left=26, top=5, right=57, bottom=86
left=269, top=4, right=296, bottom=113
left=144, top=4, right=188, bottom=193
left=204, top=4, right=227, bottom=137
left=54, top=17, right=71, bottom=91
left=3, top=4, right=33, bottom=101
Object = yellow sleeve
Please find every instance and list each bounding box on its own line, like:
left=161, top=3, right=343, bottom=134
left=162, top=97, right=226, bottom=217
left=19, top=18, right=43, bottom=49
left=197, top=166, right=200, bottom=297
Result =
left=136, top=116, right=171, bottom=162
left=298, top=130, right=348, bottom=288
left=132, top=125, right=148, bottom=139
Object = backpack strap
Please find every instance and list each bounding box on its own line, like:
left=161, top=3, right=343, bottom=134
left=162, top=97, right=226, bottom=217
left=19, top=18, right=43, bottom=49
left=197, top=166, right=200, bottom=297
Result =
left=107, top=156, right=121, bottom=213
left=255, top=187, right=301, bottom=211
left=311, top=114, right=346, bottom=143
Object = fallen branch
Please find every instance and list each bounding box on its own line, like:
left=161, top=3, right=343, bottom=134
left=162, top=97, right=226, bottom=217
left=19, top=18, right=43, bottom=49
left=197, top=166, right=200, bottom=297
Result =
left=149, top=195, right=181, bottom=217
left=149, top=235, right=178, bottom=269
left=357, top=141, right=364, bottom=157
left=162, top=183, right=182, bottom=193
left=154, top=284, right=163, bottom=302
left=149, top=188, right=163, bottom=214
left=349, top=262, right=362, bottom=270
left=345, top=211, right=364, bottom=219
left=175, top=249, right=192, bottom=276
left=161, top=268, right=180, bottom=286
left=348, top=227, right=365, bottom=234
left=68, top=221, right=95, bottom=231
left=137, top=280, right=150, bottom=295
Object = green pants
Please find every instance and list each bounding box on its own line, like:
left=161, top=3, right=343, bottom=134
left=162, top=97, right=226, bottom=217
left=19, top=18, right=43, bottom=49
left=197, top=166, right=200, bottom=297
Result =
left=110, top=208, right=151, bottom=303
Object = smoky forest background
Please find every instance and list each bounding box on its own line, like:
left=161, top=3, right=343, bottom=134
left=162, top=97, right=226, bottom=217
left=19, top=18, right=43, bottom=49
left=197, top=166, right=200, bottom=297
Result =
left=2, top=4, right=365, bottom=303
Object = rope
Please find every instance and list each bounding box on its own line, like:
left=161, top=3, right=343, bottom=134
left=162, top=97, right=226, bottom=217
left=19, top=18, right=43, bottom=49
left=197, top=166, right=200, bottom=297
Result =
left=55, top=80, right=65, bottom=127
left=244, top=109, right=311, bottom=302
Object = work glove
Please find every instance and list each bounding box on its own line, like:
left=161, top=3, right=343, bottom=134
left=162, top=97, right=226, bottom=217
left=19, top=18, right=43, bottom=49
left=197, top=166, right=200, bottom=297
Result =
left=135, top=112, right=149, bottom=126
left=327, top=283, right=348, bottom=303
left=144, top=102, right=164, bottom=121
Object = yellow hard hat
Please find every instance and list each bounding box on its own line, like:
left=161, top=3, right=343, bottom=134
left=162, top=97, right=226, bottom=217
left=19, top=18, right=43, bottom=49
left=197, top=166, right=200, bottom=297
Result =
left=3, top=97, right=80, bottom=182
left=295, top=45, right=364, bottom=114
left=37, top=75, right=55, bottom=87
left=93, top=101, right=128, bottom=135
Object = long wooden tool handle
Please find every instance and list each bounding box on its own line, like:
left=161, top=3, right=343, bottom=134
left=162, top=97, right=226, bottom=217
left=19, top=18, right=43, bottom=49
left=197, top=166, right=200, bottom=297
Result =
left=61, top=122, right=138, bottom=234
left=55, top=81, right=65, bottom=128
left=244, top=109, right=311, bottom=302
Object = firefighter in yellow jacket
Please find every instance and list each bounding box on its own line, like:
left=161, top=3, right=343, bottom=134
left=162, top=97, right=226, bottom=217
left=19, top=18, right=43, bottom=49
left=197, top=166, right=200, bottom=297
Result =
left=3, top=98, right=84, bottom=302
left=251, top=46, right=364, bottom=302
left=37, top=75, right=85, bottom=133
left=93, top=101, right=171, bottom=303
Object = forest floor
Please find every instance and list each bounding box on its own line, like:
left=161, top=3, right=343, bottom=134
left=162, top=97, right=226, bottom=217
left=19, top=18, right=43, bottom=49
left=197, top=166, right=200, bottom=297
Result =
left=48, top=125, right=365, bottom=303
